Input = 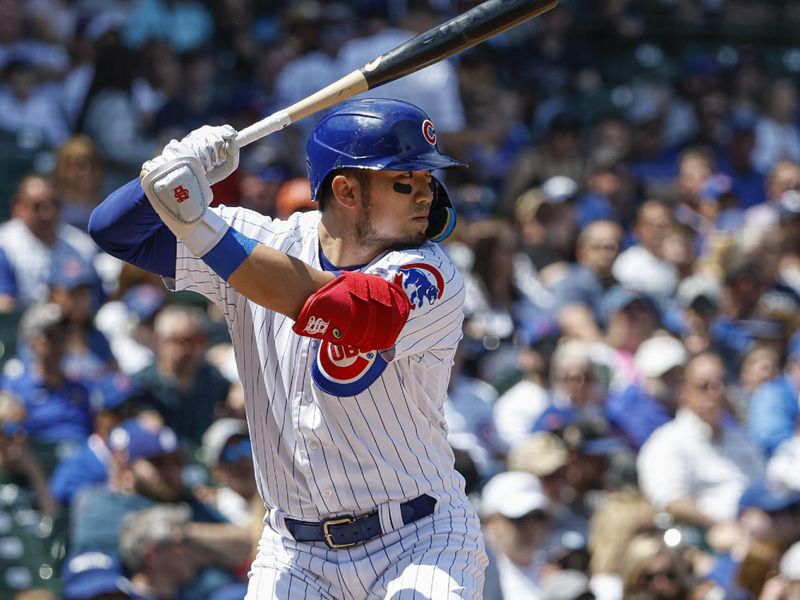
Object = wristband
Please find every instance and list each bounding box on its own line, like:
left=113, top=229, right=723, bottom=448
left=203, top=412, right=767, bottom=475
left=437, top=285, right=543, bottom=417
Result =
left=201, top=228, right=258, bottom=280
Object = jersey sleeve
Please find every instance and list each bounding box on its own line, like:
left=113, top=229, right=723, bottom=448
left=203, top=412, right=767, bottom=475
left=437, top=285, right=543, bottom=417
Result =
left=371, top=243, right=465, bottom=360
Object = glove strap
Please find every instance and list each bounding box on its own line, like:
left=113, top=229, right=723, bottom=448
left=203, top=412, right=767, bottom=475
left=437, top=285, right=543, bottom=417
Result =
left=182, top=210, right=228, bottom=257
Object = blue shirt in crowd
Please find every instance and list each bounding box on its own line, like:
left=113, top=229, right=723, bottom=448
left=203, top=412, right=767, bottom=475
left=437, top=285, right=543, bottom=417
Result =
left=605, top=384, right=674, bottom=451
left=3, top=368, right=92, bottom=443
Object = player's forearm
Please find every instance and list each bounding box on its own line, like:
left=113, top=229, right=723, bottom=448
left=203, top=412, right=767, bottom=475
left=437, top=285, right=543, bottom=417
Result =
left=228, top=244, right=335, bottom=319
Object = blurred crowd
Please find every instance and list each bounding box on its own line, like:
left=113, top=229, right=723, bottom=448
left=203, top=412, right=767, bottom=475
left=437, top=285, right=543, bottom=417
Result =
left=3, top=0, right=800, bottom=599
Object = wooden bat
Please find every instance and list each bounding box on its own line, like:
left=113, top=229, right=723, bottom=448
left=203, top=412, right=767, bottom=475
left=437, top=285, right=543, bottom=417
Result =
left=235, top=0, right=559, bottom=147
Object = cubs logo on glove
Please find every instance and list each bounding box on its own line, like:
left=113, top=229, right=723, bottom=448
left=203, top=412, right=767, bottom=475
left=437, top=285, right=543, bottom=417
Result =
left=293, top=272, right=411, bottom=351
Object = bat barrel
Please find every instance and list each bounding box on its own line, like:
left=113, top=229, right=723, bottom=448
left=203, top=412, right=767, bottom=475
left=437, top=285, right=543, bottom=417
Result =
left=234, top=0, right=559, bottom=147
left=360, top=0, right=559, bottom=88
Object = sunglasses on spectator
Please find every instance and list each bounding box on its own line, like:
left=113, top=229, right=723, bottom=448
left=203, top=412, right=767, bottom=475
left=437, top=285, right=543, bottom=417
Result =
left=642, top=568, right=678, bottom=584
left=220, top=438, right=252, bottom=464
left=510, top=510, right=550, bottom=525
left=587, top=241, right=619, bottom=252
left=692, top=378, right=725, bottom=392
left=560, top=370, right=595, bottom=385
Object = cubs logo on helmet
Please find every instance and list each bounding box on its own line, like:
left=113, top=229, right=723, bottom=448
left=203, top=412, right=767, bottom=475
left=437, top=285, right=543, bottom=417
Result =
left=422, top=119, right=437, bottom=145
left=393, top=263, right=445, bottom=310
left=311, top=341, right=388, bottom=396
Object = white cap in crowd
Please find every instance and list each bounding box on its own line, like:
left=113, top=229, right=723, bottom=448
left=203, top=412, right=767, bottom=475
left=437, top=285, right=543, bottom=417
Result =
left=201, top=418, right=249, bottom=466
left=635, top=335, right=688, bottom=378
left=480, top=471, right=551, bottom=519
left=781, top=541, right=800, bottom=581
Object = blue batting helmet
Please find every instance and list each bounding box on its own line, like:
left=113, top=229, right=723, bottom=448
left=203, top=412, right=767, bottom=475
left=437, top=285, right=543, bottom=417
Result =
left=306, top=98, right=465, bottom=241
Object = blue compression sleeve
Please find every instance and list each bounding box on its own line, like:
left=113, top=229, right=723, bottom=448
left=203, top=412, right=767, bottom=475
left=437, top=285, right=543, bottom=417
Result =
left=88, top=178, right=178, bottom=278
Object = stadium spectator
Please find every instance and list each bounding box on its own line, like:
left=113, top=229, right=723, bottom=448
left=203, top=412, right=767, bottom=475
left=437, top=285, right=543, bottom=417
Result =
left=95, top=284, right=166, bottom=376
left=123, top=0, right=214, bottom=53
left=501, top=110, right=586, bottom=215
left=550, top=219, right=623, bottom=341
left=532, top=340, right=606, bottom=434
left=444, top=339, right=504, bottom=479
left=46, top=252, right=115, bottom=384
left=600, top=286, right=661, bottom=391
left=3, top=302, right=92, bottom=475
left=0, top=57, right=70, bottom=148
left=0, top=174, right=97, bottom=310
left=75, top=29, right=157, bottom=194
left=118, top=504, right=198, bottom=600
left=606, top=334, right=688, bottom=451
left=637, top=351, right=766, bottom=529
left=612, top=199, right=678, bottom=298
left=512, top=177, right=580, bottom=284
left=507, top=432, right=585, bottom=538
left=132, top=305, right=230, bottom=446
left=70, top=418, right=251, bottom=569
left=60, top=550, right=132, bottom=600
left=620, top=531, right=693, bottom=600
left=52, top=135, right=105, bottom=232
left=481, top=471, right=554, bottom=599
left=195, top=418, right=259, bottom=529
left=752, top=79, right=800, bottom=175
left=493, top=317, right=559, bottom=449
left=748, top=330, right=800, bottom=457
left=701, top=480, right=800, bottom=599
left=49, top=372, right=144, bottom=508
left=745, top=159, right=800, bottom=231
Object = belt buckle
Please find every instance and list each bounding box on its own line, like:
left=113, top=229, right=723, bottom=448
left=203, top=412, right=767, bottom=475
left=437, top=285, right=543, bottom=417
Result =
left=322, top=516, right=357, bottom=549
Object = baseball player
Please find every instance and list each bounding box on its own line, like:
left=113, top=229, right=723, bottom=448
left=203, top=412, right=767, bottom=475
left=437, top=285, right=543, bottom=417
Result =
left=89, top=98, right=488, bottom=599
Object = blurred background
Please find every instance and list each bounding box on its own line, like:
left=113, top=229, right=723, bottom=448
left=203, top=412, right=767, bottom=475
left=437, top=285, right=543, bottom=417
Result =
left=2, top=0, right=800, bottom=599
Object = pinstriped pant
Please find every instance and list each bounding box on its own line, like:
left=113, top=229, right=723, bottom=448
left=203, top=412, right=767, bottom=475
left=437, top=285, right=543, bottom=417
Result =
left=245, top=499, right=488, bottom=599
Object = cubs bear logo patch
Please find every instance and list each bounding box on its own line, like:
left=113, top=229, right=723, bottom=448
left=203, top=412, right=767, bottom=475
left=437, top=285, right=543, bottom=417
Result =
left=393, top=263, right=445, bottom=310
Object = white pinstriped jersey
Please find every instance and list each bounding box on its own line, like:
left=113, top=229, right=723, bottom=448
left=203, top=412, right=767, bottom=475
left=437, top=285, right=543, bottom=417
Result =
left=173, top=208, right=468, bottom=520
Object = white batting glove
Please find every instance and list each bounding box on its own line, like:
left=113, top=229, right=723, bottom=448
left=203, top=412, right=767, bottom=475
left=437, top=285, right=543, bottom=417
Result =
left=141, top=125, right=239, bottom=185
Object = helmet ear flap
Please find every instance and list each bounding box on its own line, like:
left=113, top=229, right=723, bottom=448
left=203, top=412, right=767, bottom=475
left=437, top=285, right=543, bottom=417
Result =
left=426, top=177, right=457, bottom=243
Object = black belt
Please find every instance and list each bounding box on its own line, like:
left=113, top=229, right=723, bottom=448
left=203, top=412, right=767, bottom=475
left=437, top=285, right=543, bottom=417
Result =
left=285, top=494, right=436, bottom=549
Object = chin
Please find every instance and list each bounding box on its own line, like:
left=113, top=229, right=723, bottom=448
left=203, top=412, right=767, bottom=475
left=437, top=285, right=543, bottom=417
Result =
left=387, top=232, right=427, bottom=251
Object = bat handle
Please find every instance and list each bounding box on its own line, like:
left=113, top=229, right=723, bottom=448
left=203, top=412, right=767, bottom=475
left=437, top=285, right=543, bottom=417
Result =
left=235, top=110, right=292, bottom=148
left=234, top=71, right=370, bottom=148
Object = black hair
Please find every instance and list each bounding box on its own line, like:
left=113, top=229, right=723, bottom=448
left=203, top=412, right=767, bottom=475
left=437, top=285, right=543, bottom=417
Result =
left=316, top=168, right=371, bottom=212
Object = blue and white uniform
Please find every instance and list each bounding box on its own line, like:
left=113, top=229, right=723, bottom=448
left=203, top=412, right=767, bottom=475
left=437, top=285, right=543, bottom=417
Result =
left=89, top=97, right=489, bottom=599
left=171, top=208, right=487, bottom=599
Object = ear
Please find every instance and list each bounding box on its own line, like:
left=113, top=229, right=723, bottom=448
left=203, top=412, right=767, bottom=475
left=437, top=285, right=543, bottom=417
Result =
left=210, top=464, right=227, bottom=484
left=110, top=451, right=134, bottom=490
left=330, top=173, right=361, bottom=210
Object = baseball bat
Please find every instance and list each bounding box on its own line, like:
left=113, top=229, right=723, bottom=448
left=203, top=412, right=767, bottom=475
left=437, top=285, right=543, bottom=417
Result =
left=235, top=0, right=559, bottom=147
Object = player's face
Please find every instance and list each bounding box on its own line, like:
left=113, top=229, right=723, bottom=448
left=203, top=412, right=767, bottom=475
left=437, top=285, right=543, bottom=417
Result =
left=356, top=170, right=434, bottom=251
